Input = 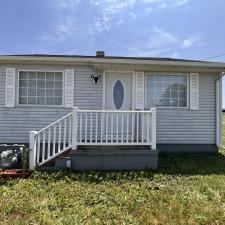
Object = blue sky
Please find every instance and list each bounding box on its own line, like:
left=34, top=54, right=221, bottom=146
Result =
left=0, top=0, right=225, bottom=107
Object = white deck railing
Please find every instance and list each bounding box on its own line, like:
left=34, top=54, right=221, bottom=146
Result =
left=29, top=107, right=156, bottom=169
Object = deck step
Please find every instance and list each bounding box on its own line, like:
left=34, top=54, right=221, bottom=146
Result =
left=70, top=147, right=158, bottom=171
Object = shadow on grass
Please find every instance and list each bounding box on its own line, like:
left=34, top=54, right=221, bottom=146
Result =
left=1, top=151, right=225, bottom=185
left=158, top=150, right=225, bottom=175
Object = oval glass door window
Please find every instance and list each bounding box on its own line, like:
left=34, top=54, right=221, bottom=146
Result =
left=113, top=80, right=124, bottom=109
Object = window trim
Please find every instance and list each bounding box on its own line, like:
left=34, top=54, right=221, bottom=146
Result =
left=17, top=69, right=65, bottom=107
left=144, top=72, right=189, bottom=109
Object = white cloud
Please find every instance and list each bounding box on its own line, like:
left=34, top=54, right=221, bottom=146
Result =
left=127, top=27, right=178, bottom=57
left=170, top=51, right=180, bottom=58
left=126, top=28, right=206, bottom=58
left=182, top=36, right=207, bottom=49
left=38, top=0, right=190, bottom=52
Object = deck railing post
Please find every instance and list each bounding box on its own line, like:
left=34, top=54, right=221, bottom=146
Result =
left=151, top=108, right=156, bottom=150
left=72, top=107, right=78, bottom=150
left=29, top=131, right=37, bottom=170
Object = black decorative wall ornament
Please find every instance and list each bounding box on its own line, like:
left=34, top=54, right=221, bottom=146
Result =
left=91, top=75, right=100, bottom=83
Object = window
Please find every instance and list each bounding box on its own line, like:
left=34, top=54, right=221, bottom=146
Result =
left=19, top=71, right=63, bottom=105
left=145, top=74, right=187, bottom=108
left=113, top=80, right=124, bottom=109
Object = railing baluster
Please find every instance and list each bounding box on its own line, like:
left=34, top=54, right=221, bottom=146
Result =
left=95, top=112, right=98, bottom=143
left=53, top=125, right=56, bottom=155
left=63, top=119, right=66, bottom=148
left=106, top=112, right=108, bottom=143
left=80, top=113, right=83, bottom=143
left=121, top=113, right=124, bottom=143
left=111, top=113, right=113, bottom=143
left=85, top=112, right=88, bottom=143
left=136, top=112, right=139, bottom=143
left=101, top=112, right=103, bottom=143
left=126, top=112, right=129, bottom=143
left=147, top=113, right=150, bottom=144
left=68, top=116, right=72, bottom=145
left=131, top=112, right=134, bottom=143
left=47, top=127, right=51, bottom=158
left=58, top=122, right=61, bottom=152
left=42, top=130, right=45, bottom=162
left=142, top=113, right=144, bottom=143
left=90, top=112, right=93, bottom=143
left=37, top=134, right=40, bottom=164
left=116, top=112, right=118, bottom=143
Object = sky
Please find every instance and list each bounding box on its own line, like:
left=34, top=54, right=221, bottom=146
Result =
left=0, top=0, right=225, bottom=107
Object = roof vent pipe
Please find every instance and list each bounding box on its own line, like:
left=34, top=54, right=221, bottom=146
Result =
left=96, top=51, right=105, bottom=57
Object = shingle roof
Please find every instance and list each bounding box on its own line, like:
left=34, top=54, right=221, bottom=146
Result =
left=0, top=54, right=220, bottom=64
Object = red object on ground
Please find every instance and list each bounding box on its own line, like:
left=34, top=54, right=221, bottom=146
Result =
left=0, top=169, right=32, bottom=178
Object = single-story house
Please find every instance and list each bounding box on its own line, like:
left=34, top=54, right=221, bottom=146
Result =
left=0, top=51, right=224, bottom=170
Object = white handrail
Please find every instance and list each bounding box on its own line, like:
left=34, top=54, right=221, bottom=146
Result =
left=29, top=112, right=73, bottom=169
left=36, top=113, right=72, bottom=135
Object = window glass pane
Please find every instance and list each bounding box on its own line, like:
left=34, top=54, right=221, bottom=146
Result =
left=155, top=83, right=162, bottom=90
left=171, top=91, right=178, bottom=98
left=29, top=72, right=36, bottom=80
left=37, top=88, right=45, bottom=97
left=19, top=80, right=27, bottom=87
left=19, top=97, right=27, bottom=104
left=37, top=97, right=45, bottom=105
left=46, top=89, right=54, bottom=96
left=28, top=79, right=36, bottom=88
left=155, top=98, right=162, bottom=106
left=162, top=90, right=170, bottom=98
left=163, top=83, right=170, bottom=91
left=46, top=97, right=55, bottom=105
left=46, top=72, right=54, bottom=80
left=155, top=91, right=162, bottom=99
left=171, top=98, right=178, bottom=107
left=37, top=72, right=45, bottom=80
left=155, top=75, right=163, bottom=83
left=170, top=75, right=178, bottom=82
left=55, top=88, right=62, bottom=96
left=55, top=81, right=62, bottom=88
left=46, top=80, right=54, bottom=88
left=28, top=88, right=36, bottom=97
left=179, top=91, right=187, bottom=99
left=37, top=79, right=45, bottom=88
left=19, top=88, right=27, bottom=96
left=171, top=84, right=178, bottom=91
left=163, top=98, right=170, bottom=107
left=179, top=98, right=187, bottom=107
left=162, top=76, right=170, bottom=82
left=28, top=97, right=36, bottom=104
left=55, top=97, right=62, bottom=105
left=20, top=71, right=28, bottom=80
left=178, top=75, right=187, bottom=83
left=55, top=72, right=63, bottom=81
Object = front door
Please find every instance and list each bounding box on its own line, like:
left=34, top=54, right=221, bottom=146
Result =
left=104, top=72, right=133, bottom=141
left=105, top=72, right=132, bottom=110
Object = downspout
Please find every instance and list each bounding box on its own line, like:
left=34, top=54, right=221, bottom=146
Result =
left=216, top=72, right=225, bottom=147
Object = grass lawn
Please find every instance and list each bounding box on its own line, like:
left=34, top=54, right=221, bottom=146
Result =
left=0, top=116, right=225, bottom=225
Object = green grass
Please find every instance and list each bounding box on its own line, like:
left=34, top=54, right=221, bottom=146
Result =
left=1, top=116, right=225, bottom=225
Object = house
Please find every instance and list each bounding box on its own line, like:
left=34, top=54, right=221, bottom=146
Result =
left=0, top=52, right=224, bottom=170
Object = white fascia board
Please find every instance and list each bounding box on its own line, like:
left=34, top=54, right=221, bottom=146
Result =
left=0, top=56, right=225, bottom=69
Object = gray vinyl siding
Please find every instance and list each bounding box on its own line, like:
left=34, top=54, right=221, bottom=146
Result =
left=0, top=65, right=102, bottom=143
left=156, top=73, right=218, bottom=144
left=0, top=64, right=218, bottom=145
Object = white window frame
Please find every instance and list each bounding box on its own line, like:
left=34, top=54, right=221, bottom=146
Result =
left=17, top=70, right=65, bottom=107
left=144, top=72, right=189, bottom=109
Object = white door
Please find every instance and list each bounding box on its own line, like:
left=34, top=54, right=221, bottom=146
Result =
left=105, top=72, right=132, bottom=110
left=104, top=72, right=133, bottom=141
